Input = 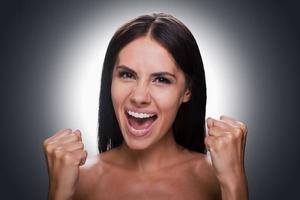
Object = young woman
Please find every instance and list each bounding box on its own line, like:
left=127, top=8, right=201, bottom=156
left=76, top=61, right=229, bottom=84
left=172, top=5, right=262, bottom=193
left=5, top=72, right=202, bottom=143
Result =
left=43, top=13, right=248, bottom=200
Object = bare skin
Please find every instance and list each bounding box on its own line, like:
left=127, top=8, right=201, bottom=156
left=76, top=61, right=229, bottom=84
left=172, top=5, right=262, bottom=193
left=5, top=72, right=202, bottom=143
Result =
left=73, top=36, right=223, bottom=199
left=43, top=36, right=248, bottom=199
left=44, top=115, right=248, bottom=200
left=74, top=143, right=221, bottom=200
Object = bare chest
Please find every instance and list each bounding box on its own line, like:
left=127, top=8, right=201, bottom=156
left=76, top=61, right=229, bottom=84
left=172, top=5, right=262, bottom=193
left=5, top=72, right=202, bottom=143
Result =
left=82, top=167, right=217, bottom=200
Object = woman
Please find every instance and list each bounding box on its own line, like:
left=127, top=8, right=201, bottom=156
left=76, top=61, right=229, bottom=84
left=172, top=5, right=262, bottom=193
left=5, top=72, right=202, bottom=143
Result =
left=43, top=13, right=248, bottom=200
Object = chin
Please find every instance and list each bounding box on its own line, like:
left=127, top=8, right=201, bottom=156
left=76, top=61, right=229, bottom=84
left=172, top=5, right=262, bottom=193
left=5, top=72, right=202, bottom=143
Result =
left=124, top=140, right=151, bottom=151
left=121, top=128, right=156, bottom=151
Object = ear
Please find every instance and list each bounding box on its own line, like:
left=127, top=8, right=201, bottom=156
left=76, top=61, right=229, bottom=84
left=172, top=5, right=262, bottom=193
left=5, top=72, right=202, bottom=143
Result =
left=182, top=88, right=191, bottom=103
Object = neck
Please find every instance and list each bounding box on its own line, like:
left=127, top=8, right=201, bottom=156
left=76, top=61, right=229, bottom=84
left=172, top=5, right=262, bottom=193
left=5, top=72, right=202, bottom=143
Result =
left=118, top=130, right=184, bottom=173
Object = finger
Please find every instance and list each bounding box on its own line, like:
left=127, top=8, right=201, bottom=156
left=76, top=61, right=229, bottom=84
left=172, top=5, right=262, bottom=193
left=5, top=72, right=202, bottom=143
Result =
left=207, top=117, right=214, bottom=129
left=204, top=136, right=212, bottom=152
left=50, top=131, right=81, bottom=145
left=60, top=131, right=82, bottom=144
left=220, top=115, right=240, bottom=127
left=220, top=115, right=237, bottom=121
left=205, top=135, right=217, bottom=152
left=221, top=115, right=248, bottom=161
left=72, top=149, right=88, bottom=166
left=79, top=151, right=88, bottom=166
left=73, top=129, right=82, bottom=139
left=52, top=128, right=73, bottom=139
left=207, top=126, right=229, bottom=137
left=221, top=115, right=248, bottom=133
left=64, top=141, right=85, bottom=152
left=60, top=134, right=81, bottom=144
left=210, top=119, right=233, bottom=131
left=49, top=129, right=73, bottom=143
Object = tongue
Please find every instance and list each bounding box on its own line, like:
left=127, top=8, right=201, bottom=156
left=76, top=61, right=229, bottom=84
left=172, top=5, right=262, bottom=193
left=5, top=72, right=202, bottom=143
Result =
left=128, top=116, right=155, bottom=130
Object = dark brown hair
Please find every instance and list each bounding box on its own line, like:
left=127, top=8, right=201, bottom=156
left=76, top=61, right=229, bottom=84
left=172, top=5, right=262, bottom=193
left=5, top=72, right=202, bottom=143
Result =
left=98, top=13, right=207, bottom=153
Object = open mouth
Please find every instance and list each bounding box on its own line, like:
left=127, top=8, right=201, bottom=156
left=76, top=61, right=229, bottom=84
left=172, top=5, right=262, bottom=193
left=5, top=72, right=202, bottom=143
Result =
left=124, top=110, right=158, bottom=137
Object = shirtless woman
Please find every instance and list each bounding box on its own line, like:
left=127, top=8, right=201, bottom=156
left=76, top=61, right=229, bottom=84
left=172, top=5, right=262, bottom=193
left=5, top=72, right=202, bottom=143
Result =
left=43, top=13, right=248, bottom=200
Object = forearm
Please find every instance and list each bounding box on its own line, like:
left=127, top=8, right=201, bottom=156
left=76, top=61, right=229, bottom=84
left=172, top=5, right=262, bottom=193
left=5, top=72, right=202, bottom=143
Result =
left=220, top=174, right=249, bottom=200
left=48, top=183, right=74, bottom=200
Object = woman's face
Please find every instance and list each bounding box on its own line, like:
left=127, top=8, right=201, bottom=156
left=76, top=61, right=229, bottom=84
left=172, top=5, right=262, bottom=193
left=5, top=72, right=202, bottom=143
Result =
left=111, top=36, right=191, bottom=150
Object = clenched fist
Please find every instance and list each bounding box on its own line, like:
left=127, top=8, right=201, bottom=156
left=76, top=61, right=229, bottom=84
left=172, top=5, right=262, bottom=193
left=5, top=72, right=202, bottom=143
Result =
left=43, top=129, right=88, bottom=200
left=205, top=115, right=248, bottom=199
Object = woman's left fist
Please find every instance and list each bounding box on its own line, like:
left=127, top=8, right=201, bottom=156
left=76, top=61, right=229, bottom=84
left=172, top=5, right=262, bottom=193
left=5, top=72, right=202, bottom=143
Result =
left=205, top=115, right=248, bottom=185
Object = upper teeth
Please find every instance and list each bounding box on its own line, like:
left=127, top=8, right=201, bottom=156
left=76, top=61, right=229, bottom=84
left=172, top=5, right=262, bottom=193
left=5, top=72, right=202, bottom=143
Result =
left=127, top=110, right=155, bottom=119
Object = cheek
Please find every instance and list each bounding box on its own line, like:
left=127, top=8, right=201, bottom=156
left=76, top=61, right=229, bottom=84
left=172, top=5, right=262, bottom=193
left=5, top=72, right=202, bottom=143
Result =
left=151, top=87, right=183, bottom=112
left=111, top=80, right=132, bottom=108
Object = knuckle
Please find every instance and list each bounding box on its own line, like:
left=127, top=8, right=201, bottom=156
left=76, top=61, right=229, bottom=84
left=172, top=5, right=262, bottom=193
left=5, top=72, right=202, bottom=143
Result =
left=54, top=128, right=70, bottom=137
left=57, top=128, right=71, bottom=136
left=43, top=137, right=54, bottom=147
left=236, top=121, right=247, bottom=132
left=72, top=133, right=81, bottom=141
left=43, top=138, right=49, bottom=147
left=238, top=127, right=245, bottom=135
left=205, top=136, right=211, bottom=145
left=53, top=149, right=63, bottom=158
left=207, top=130, right=212, bottom=136
left=240, top=123, right=247, bottom=132
left=233, top=128, right=243, bottom=138
left=43, top=140, right=49, bottom=150
left=45, top=144, right=53, bottom=153
left=63, top=128, right=72, bottom=135
left=64, top=128, right=72, bottom=132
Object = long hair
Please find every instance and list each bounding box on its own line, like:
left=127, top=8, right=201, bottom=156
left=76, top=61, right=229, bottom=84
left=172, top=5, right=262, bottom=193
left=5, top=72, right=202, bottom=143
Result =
left=98, top=13, right=207, bottom=153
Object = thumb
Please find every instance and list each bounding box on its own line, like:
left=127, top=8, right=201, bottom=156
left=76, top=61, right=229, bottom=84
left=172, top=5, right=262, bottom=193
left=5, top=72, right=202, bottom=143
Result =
left=74, top=129, right=82, bottom=139
left=207, top=118, right=214, bottom=129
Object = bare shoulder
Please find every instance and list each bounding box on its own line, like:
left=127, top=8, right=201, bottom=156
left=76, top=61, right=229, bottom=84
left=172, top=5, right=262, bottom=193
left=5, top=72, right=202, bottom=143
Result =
left=74, top=148, right=221, bottom=199
left=73, top=155, right=101, bottom=198
left=183, top=150, right=221, bottom=198
left=74, top=149, right=118, bottom=199
left=186, top=151, right=216, bottom=176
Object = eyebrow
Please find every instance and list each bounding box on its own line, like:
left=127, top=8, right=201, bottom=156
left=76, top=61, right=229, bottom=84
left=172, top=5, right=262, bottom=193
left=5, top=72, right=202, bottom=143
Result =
left=115, top=65, right=176, bottom=79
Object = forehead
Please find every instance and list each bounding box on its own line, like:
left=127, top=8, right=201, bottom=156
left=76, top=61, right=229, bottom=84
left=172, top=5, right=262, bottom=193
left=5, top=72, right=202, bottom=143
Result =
left=116, top=37, right=178, bottom=73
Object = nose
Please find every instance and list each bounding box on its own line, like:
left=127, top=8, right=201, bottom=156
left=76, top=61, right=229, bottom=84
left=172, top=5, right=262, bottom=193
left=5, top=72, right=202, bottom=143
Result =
left=130, top=81, right=151, bottom=106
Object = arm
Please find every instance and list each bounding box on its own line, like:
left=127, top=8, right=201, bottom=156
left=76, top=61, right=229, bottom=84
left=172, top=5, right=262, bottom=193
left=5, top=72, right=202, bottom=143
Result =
left=205, top=115, right=249, bottom=200
left=43, top=129, right=88, bottom=200
left=219, top=172, right=248, bottom=200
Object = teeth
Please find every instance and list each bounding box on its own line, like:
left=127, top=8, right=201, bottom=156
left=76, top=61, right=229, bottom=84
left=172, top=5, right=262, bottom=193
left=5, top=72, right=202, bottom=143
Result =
left=127, top=110, right=155, bottom=119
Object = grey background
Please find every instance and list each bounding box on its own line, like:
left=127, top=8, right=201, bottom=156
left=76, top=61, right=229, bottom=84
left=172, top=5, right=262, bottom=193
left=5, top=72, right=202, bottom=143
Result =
left=1, top=0, right=300, bottom=199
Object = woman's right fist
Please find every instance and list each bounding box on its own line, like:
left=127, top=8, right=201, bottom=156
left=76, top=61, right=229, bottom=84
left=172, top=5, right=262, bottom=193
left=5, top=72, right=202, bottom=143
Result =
left=43, top=129, right=87, bottom=200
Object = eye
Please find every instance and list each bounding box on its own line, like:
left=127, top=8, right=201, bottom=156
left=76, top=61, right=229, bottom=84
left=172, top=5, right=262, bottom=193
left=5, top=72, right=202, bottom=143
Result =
left=118, top=71, right=135, bottom=80
left=153, top=76, right=171, bottom=84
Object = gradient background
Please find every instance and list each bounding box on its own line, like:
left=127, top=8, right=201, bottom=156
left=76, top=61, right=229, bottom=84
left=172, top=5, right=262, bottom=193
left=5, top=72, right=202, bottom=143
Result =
left=1, top=0, right=300, bottom=199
